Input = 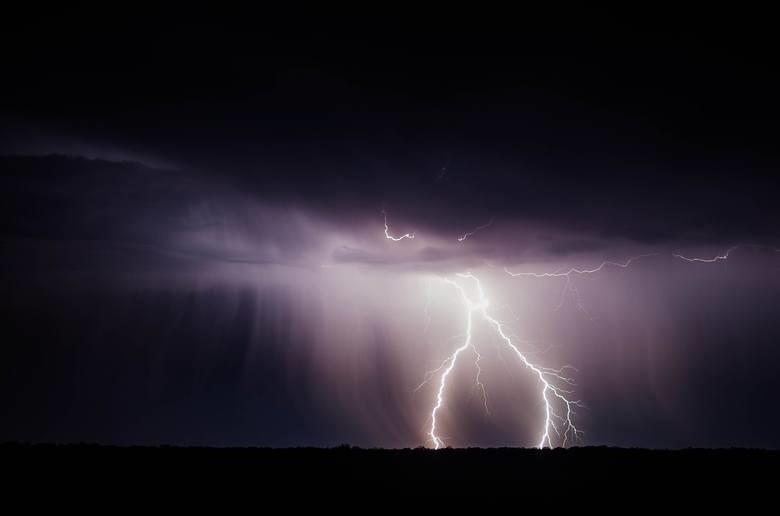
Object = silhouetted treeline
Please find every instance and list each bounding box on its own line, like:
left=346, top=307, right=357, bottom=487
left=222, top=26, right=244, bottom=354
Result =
left=2, top=443, right=778, bottom=500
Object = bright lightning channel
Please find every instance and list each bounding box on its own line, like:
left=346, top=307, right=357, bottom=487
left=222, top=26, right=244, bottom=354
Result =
left=379, top=212, right=777, bottom=448
left=426, top=273, right=582, bottom=449
left=382, top=208, right=415, bottom=241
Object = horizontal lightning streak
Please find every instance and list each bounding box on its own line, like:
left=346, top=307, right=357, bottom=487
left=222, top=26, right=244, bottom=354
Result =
left=504, top=254, right=658, bottom=319
left=504, top=253, right=659, bottom=278
left=672, top=245, right=739, bottom=263
left=672, top=243, right=780, bottom=263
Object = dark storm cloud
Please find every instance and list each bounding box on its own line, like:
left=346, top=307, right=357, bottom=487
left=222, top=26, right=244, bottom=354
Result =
left=0, top=155, right=334, bottom=274
left=2, top=22, right=779, bottom=247
left=537, top=236, right=610, bottom=256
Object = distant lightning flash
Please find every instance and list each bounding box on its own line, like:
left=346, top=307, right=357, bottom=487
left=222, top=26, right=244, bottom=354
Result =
left=504, top=253, right=658, bottom=279
left=672, top=245, right=739, bottom=263
left=457, top=218, right=494, bottom=242
left=504, top=254, right=658, bottom=319
left=427, top=273, right=582, bottom=449
left=670, top=244, right=780, bottom=278
left=382, top=208, right=415, bottom=241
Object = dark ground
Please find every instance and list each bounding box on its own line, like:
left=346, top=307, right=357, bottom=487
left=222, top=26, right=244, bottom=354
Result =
left=2, top=443, right=777, bottom=499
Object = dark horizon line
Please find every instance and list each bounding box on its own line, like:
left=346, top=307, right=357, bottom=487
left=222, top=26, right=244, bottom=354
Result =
left=3, top=442, right=779, bottom=452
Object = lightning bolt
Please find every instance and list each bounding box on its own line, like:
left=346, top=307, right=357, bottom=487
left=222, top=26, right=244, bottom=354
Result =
left=672, top=245, right=739, bottom=263
left=382, top=208, right=415, bottom=241
left=670, top=244, right=780, bottom=278
left=379, top=212, right=776, bottom=448
left=457, top=218, right=494, bottom=242
left=504, top=254, right=658, bottom=319
left=419, top=247, right=777, bottom=448
left=504, top=253, right=658, bottom=279
left=427, top=273, right=581, bottom=449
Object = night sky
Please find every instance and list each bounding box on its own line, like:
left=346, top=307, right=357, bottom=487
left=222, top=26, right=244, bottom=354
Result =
left=2, top=17, right=779, bottom=448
